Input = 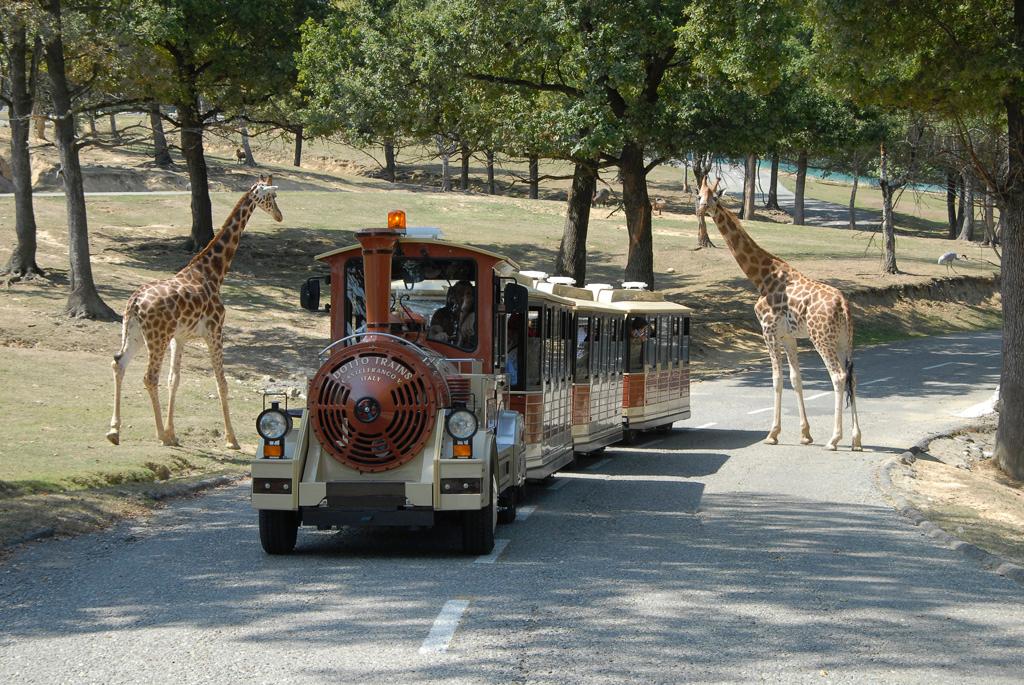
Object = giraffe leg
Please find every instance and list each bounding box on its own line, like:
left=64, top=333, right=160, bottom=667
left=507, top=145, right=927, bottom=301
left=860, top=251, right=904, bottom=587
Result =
left=107, top=319, right=142, bottom=445
left=163, top=338, right=183, bottom=447
left=763, top=331, right=783, bottom=445
left=143, top=334, right=173, bottom=446
left=206, top=331, right=240, bottom=450
left=817, top=352, right=845, bottom=451
left=781, top=337, right=813, bottom=445
left=849, top=366, right=863, bottom=451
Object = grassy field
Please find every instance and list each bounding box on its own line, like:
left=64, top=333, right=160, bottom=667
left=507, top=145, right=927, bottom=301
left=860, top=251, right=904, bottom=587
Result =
left=0, top=126, right=1003, bottom=546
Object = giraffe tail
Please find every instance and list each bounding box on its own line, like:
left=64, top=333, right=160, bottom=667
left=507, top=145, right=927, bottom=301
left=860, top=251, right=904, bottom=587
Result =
left=844, top=358, right=855, bottom=408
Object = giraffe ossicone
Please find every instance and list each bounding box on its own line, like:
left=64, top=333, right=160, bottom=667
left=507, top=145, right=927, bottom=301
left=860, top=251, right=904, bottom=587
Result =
left=106, top=176, right=283, bottom=448
left=696, top=176, right=862, bottom=451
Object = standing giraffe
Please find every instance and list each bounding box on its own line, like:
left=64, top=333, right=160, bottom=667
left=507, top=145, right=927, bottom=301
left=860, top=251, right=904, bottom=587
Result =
left=696, top=177, right=862, bottom=451
left=107, top=175, right=282, bottom=448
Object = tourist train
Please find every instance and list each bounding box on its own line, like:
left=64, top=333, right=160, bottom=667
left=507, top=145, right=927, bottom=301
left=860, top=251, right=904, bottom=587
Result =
left=250, top=211, right=692, bottom=555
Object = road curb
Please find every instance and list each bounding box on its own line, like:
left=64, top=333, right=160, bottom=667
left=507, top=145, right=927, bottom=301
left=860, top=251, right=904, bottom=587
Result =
left=877, top=440, right=1024, bottom=589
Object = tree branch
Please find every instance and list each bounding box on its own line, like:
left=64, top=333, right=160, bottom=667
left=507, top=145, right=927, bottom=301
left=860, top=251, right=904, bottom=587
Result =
left=466, top=72, right=582, bottom=97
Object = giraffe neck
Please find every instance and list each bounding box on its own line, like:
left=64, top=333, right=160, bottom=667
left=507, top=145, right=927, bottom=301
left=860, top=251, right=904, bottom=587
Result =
left=710, top=204, right=784, bottom=292
left=184, top=192, right=257, bottom=288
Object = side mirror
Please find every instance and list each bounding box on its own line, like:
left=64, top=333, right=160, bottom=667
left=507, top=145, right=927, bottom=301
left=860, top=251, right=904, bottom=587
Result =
left=300, top=275, right=331, bottom=312
left=504, top=282, right=528, bottom=314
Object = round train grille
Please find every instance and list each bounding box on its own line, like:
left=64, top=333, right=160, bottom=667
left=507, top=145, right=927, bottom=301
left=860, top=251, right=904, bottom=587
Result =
left=308, top=342, right=448, bottom=473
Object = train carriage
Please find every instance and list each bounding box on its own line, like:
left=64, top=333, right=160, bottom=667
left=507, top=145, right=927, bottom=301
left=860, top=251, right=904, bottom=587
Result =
left=591, top=284, right=693, bottom=440
left=535, top=278, right=626, bottom=456
left=504, top=271, right=576, bottom=479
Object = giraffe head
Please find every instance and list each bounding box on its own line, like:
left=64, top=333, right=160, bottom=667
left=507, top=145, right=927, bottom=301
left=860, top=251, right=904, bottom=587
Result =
left=695, top=176, right=723, bottom=218
left=251, top=175, right=283, bottom=222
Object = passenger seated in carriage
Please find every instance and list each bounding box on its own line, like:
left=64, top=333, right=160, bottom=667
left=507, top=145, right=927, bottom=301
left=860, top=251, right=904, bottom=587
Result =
left=428, top=280, right=477, bottom=348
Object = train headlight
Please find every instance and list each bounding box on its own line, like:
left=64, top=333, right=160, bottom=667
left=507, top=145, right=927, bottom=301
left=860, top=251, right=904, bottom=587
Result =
left=446, top=409, right=478, bottom=441
left=257, top=406, right=292, bottom=440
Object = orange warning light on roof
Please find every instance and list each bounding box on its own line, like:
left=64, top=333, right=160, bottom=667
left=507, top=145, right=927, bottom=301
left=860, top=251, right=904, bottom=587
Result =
left=387, top=210, right=406, bottom=230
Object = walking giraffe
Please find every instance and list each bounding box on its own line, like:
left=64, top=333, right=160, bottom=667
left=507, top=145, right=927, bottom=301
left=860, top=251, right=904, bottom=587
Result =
left=107, top=175, right=282, bottom=448
left=696, top=177, right=862, bottom=451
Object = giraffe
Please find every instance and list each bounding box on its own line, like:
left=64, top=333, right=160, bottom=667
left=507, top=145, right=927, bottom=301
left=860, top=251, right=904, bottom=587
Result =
left=696, top=177, right=862, bottom=451
left=106, top=175, right=282, bottom=448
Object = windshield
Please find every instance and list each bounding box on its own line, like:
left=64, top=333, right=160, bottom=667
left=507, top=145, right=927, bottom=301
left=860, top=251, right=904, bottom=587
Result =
left=344, top=256, right=478, bottom=351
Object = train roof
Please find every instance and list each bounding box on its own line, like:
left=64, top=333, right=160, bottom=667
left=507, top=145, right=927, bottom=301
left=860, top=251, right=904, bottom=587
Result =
left=315, top=238, right=520, bottom=269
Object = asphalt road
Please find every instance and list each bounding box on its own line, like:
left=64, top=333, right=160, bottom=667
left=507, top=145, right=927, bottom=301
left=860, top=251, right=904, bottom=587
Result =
left=1, top=331, right=1019, bottom=684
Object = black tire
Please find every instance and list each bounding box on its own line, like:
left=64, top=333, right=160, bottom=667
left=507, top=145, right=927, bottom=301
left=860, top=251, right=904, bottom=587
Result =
left=497, top=485, right=517, bottom=524
left=462, top=476, right=497, bottom=554
left=658, top=423, right=674, bottom=433
left=259, top=509, right=298, bottom=555
left=622, top=428, right=637, bottom=445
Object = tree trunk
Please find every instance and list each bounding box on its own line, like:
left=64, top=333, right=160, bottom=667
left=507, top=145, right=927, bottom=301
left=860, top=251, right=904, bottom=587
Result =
left=794, top=150, right=808, bottom=225
left=486, top=149, right=495, bottom=194
left=620, top=143, right=654, bottom=288
left=946, top=170, right=958, bottom=239
left=383, top=139, right=396, bottom=182
left=87, top=113, right=97, bottom=137
left=108, top=112, right=119, bottom=141
left=240, top=127, right=256, bottom=166
left=848, top=174, right=859, bottom=231
left=437, top=135, right=452, bottom=192
left=955, top=175, right=966, bottom=231
left=43, top=0, right=117, bottom=320
left=31, top=96, right=46, bottom=140
left=879, top=143, right=898, bottom=275
left=292, top=126, right=303, bottom=167
left=178, top=95, right=214, bottom=251
left=984, top=185, right=996, bottom=243
left=682, top=161, right=691, bottom=193
left=528, top=155, right=539, bottom=199
left=994, top=81, right=1024, bottom=480
left=766, top=154, right=781, bottom=210
left=741, top=153, right=757, bottom=219
left=554, top=161, right=598, bottom=284
left=460, top=142, right=470, bottom=191
left=149, top=103, right=172, bottom=168
left=958, top=170, right=975, bottom=241
left=2, top=24, right=44, bottom=280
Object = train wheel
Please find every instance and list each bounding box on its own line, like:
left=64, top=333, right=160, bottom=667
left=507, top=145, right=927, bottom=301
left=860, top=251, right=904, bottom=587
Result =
left=462, top=476, right=497, bottom=554
left=259, top=510, right=298, bottom=555
left=497, top=484, right=517, bottom=524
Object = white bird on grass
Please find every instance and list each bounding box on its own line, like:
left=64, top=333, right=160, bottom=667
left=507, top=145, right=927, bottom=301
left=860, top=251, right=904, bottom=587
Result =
left=938, top=251, right=968, bottom=273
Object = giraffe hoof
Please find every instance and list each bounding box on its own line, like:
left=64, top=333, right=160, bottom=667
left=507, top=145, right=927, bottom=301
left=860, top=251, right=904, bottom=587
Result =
left=764, top=436, right=778, bottom=445
left=800, top=436, right=813, bottom=445
left=106, top=430, right=120, bottom=446
left=827, top=443, right=838, bottom=451
left=161, top=436, right=180, bottom=447
left=852, top=444, right=864, bottom=452
left=226, top=441, right=240, bottom=450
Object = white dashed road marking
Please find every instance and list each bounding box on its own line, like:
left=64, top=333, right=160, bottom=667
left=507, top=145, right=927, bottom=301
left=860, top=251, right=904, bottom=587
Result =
left=419, top=600, right=470, bottom=654
left=517, top=505, right=537, bottom=521
left=696, top=422, right=717, bottom=429
left=473, top=539, right=510, bottom=565
left=858, top=376, right=893, bottom=385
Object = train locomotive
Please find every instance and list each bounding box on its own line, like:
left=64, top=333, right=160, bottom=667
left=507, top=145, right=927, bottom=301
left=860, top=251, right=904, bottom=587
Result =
left=250, top=211, right=692, bottom=555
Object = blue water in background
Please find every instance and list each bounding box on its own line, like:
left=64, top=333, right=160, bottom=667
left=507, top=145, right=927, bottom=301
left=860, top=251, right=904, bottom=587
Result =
left=775, top=161, right=944, bottom=194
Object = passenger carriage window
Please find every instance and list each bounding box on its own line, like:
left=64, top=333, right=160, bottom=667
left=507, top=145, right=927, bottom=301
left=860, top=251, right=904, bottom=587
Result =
left=646, top=317, right=658, bottom=369
left=575, top=315, right=590, bottom=382
left=683, top=316, right=691, bottom=364
left=612, top=318, right=622, bottom=375
left=628, top=316, right=648, bottom=372
left=659, top=316, right=669, bottom=368
left=594, top=318, right=604, bottom=378
left=507, top=311, right=525, bottom=389
left=670, top=317, right=681, bottom=366
left=526, top=307, right=542, bottom=388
